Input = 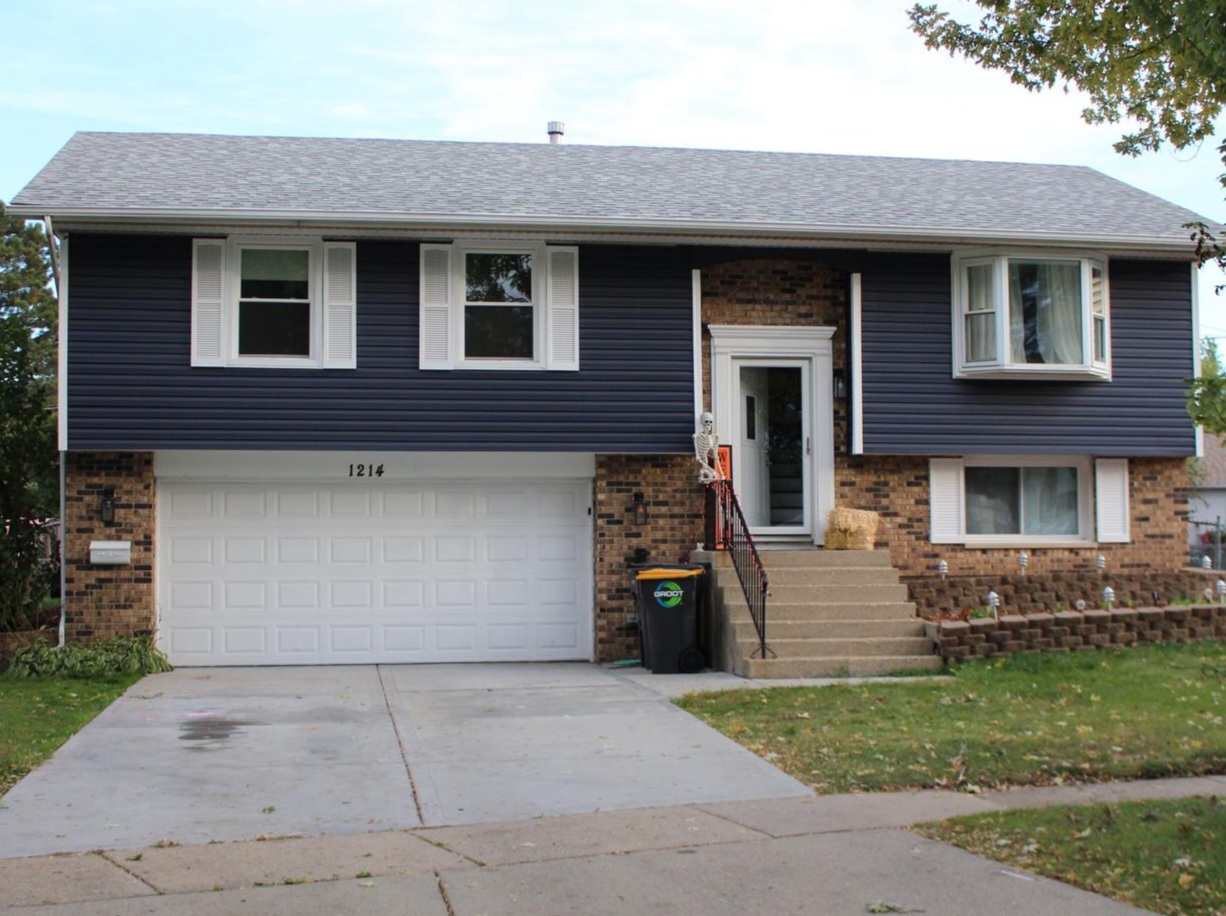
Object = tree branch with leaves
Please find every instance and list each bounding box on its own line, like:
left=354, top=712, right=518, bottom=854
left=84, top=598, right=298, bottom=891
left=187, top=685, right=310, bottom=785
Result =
left=0, top=202, right=58, bottom=631
left=909, top=0, right=1225, bottom=274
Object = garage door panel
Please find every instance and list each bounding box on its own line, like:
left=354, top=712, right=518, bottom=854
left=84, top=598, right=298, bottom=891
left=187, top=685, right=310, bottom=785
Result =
left=278, top=537, right=320, bottom=564
left=224, top=491, right=267, bottom=518
left=160, top=478, right=593, bottom=665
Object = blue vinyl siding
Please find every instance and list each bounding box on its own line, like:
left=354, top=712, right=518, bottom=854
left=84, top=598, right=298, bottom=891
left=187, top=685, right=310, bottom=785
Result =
left=859, top=254, right=1196, bottom=456
left=66, top=235, right=695, bottom=452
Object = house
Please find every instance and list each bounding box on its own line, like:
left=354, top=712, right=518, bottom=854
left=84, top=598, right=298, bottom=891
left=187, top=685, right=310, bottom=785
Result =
left=1189, top=434, right=1226, bottom=565
left=9, top=130, right=1211, bottom=668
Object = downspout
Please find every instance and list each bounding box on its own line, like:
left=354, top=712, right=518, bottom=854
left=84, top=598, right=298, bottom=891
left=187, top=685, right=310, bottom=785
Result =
left=45, top=216, right=67, bottom=649
left=57, top=456, right=65, bottom=648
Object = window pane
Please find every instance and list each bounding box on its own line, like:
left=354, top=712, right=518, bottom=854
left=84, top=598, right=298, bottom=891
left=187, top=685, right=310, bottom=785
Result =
left=1022, top=467, right=1079, bottom=535
left=241, top=249, right=310, bottom=299
left=966, top=467, right=1020, bottom=535
left=1008, top=261, right=1083, bottom=365
left=966, top=263, right=994, bottom=312
left=239, top=301, right=311, bottom=356
left=465, top=305, right=534, bottom=359
left=466, top=253, right=532, bottom=303
left=1091, top=266, right=1107, bottom=362
left=965, top=312, right=996, bottom=362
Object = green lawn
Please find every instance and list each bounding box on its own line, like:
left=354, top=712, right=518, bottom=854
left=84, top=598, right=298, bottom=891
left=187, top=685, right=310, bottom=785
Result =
left=917, top=798, right=1226, bottom=916
left=0, top=675, right=140, bottom=798
left=677, top=643, right=1226, bottom=793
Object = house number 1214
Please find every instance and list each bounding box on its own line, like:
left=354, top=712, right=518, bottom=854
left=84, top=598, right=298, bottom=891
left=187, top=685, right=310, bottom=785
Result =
left=348, top=463, right=385, bottom=478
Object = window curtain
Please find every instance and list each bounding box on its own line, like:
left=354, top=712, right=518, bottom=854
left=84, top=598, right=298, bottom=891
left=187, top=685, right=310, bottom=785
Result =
left=1022, top=466, right=1079, bottom=535
left=1035, top=263, right=1082, bottom=364
left=1009, top=261, right=1082, bottom=365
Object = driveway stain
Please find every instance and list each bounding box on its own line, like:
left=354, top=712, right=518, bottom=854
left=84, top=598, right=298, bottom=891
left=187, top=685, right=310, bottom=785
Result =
left=179, top=712, right=257, bottom=748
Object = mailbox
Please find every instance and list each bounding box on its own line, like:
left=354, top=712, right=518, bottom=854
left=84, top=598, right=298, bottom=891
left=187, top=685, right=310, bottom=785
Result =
left=90, top=541, right=131, bottom=565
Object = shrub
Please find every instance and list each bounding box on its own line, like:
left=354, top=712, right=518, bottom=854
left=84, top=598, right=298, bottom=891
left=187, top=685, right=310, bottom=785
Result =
left=6, top=635, right=172, bottom=678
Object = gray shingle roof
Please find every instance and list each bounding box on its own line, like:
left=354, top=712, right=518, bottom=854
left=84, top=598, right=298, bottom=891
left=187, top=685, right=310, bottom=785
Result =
left=10, top=131, right=1214, bottom=246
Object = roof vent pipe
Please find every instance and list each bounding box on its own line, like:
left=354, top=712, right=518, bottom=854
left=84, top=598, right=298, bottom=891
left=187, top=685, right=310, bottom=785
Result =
left=547, top=121, right=565, bottom=144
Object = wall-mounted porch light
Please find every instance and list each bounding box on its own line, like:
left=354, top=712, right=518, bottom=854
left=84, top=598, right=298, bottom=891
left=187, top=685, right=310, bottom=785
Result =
left=100, top=487, right=115, bottom=526
left=631, top=493, right=649, bottom=526
left=832, top=369, right=848, bottom=400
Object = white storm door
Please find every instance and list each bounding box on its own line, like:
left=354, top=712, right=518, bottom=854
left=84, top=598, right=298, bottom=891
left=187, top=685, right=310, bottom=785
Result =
left=733, top=360, right=812, bottom=536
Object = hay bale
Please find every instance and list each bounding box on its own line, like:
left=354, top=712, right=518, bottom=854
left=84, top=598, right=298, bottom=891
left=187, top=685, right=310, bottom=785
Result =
left=825, top=507, right=879, bottom=550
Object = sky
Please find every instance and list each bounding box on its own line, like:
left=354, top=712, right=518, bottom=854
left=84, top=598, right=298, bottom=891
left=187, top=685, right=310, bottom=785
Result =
left=2, top=0, right=1223, bottom=335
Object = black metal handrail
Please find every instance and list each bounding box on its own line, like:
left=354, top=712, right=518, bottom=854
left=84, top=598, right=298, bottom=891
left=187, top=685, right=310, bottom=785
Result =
left=704, top=480, right=770, bottom=659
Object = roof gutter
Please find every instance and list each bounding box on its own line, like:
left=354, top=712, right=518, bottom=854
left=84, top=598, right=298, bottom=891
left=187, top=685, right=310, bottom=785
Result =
left=5, top=204, right=1206, bottom=254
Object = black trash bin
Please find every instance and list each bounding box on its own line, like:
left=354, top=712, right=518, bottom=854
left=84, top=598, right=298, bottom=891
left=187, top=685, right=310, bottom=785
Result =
left=632, top=566, right=706, bottom=674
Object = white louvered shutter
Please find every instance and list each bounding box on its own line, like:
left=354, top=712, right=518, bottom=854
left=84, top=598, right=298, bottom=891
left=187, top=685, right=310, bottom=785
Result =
left=419, top=244, right=452, bottom=370
left=929, top=458, right=964, bottom=544
left=546, top=246, right=580, bottom=371
left=323, top=242, right=357, bottom=369
left=191, top=240, right=226, bottom=367
left=1095, top=458, right=1131, bottom=543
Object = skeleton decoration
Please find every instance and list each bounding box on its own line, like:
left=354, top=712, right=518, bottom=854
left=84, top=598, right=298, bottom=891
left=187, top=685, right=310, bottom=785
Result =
left=693, top=411, right=725, bottom=483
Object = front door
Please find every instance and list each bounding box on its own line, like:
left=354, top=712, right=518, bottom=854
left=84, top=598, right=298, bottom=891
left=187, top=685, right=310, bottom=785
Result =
left=735, top=361, right=811, bottom=536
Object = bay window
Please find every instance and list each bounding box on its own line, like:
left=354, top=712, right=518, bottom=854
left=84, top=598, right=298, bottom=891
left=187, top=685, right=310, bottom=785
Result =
left=954, top=253, right=1110, bottom=379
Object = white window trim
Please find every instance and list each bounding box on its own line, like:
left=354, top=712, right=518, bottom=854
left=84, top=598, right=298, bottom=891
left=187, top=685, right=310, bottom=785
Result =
left=951, top=249, right=1111, bottom=381
left=420, top=240, right=579, bottom=372
left=932, top=454, right=1119, bottom=548
left=226, top=237, right=323, bottom=369
left=454, top=240, right=545, bottom=370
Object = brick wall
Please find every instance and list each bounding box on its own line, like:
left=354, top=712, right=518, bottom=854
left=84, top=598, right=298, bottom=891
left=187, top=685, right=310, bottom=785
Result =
left=832, top=455, right=1193, bottom=609
left=63, top=452, right=156, bottom=642
left=593, top=455, right=705, bottom=662
left=929, top=605, right=1226, bottom=661
left=700, top=258, right=850, bottom=455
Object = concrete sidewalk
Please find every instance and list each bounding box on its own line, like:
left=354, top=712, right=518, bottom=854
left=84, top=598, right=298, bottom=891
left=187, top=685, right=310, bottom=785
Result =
left=6, top=776, right=1223, bottom=914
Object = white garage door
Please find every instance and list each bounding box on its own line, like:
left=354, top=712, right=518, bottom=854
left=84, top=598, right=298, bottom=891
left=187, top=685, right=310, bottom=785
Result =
left=158, top=476, right=593, bottom=666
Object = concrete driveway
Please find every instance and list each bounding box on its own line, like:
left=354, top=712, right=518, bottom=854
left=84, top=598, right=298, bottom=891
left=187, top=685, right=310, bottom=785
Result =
left=0, top=664, right=808, bottom=858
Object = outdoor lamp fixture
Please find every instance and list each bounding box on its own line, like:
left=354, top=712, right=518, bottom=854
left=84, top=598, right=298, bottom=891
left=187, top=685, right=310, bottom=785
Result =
left=832, top=369, right=848, bottom=400
left=100, top=487, right=115, bottom=526
left=1095, top=554, right=1107, bottom=574
left=1205, top=586, right=1215, bottom=603
left=986, top=590, right=1000, bottom=620
left=1018, top=551, right=1029, bottom=575
left=1203, top=555, right=1214, bottom=570
left=1103, top=586, right=1116, bottom=610
left=631, top=493, right=649, bottom=526
left=1075, top=599, right=1087, bottom=611
left=1217, top=579, right=1226, bottom=606
left=937, top=559, right=948, bottom=580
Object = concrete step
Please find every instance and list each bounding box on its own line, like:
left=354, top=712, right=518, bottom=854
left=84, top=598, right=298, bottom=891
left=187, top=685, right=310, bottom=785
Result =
left=741, top=655, right=944, bottom=679
left=742, top=636, right=934, bottom=659
left=764, top=601, right=918, bottom=621
left=753, top=549, right=893, bottom=568
left=754, top=583, right=911, bottom=604
left=764, top=567, right=901, bottom=586
left=733, top=619, right=926, bottom=639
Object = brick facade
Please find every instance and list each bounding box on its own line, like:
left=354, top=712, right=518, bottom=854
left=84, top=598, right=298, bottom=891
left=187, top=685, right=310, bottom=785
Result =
left=63, top=452, right=156, bottom=642
left=593, top=455, right=705, bottom=662
left=700, top=258, right=851, bottom=455
left=833, top=454, right=1195, bottom=614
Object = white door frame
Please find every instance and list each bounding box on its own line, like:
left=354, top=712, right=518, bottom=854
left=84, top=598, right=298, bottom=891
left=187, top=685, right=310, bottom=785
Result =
left=709, top=325, right=836, bottom=545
